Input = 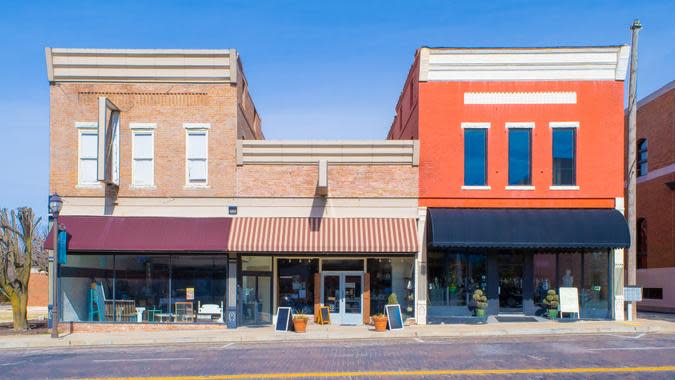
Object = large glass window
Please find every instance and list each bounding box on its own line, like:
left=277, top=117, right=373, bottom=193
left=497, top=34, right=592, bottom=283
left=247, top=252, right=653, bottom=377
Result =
left=508, top=129, right=532, bottom=185
left=581, top=252, right=610, bottom=318
left=278, top=258, right=318, bottom=315
left=464, top=129, right=487, bottom=186
left=427, top=252, right=487, bottom=317
left=533, top=253, right=557, bottom=313
left=60, top=254, right=226, bottom=324
left=241, top=256, right=272, bottom=325
left=637, top=139, right=648, bottom=176
left=368, top=258, right=415, bottom=318
left=552, top=128, right=576, bottom=185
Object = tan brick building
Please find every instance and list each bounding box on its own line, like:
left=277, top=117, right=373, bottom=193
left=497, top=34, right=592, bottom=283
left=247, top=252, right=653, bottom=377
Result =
left=633, top=80, right=675, bottom=312
left=46, top=48, right=421, bottom=329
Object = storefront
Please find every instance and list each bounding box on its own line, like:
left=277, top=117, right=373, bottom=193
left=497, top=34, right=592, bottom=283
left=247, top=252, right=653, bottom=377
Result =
left=426, top=208, right=629, bottom=321
left=49, top=215, right=232, bottom=325
left=228, top=217, right=418, bottom=326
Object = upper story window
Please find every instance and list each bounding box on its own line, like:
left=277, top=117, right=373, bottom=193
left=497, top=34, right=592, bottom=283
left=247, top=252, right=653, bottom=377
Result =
left=462, top=123, right=488, bottom=187
left=637, top=139, right=648, bottom=177
left=131, top=124, right=156, bottom=187
left=77, top=123, right=98, bottom=186
left=552, top=128, right=577, bottom=186
left=184, top=124, right=210, bottom=186
left=507, top=124, right=533, bottom=186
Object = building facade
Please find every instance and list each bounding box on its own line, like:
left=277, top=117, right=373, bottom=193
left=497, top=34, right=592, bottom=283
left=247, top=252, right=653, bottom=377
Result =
left=47, top=46, right=632, bottom=330
left=633, top=80, right=675, bottom=312
left=46, top=48, right=421, bottom=329
left=388, top=47, right=631, bottom=321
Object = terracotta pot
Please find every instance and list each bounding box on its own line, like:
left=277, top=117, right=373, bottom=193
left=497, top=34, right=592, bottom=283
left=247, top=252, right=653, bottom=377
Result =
left=372, top=316, right=388, bottom=332
left=293, top=318, right=307, bottom=333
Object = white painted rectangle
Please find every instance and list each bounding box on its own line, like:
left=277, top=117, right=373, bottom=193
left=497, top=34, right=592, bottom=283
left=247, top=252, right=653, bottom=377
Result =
left=559, top=287, right=580, bottom=315
left=464, top=92, right=577, bottom=104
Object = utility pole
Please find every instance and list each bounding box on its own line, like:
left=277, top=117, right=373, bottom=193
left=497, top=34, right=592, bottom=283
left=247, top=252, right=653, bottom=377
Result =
left=626, top=19, right=642, bottom=321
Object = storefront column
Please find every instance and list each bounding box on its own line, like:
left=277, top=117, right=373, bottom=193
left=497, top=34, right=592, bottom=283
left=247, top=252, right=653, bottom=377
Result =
left=613, top=197, right=625, bottom=321
left=522, top=253, right=534, bottom=315
left=613, top=248, right=625, bottom=321
left=487, top=255, right=499, bottom=315
left=226, top=252, right=238, bottom=329
left=415, top=207, right=428, bottom=325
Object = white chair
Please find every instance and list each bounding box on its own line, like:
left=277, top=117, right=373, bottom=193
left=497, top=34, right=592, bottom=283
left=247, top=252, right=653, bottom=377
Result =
left=197, top=302, right=224, bottom=323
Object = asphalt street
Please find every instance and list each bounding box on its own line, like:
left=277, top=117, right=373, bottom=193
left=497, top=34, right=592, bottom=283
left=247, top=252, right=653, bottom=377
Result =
left=0, top=333, right=674, bottom=379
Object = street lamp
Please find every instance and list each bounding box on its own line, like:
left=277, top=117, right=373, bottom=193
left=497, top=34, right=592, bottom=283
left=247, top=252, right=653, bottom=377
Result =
left=49, top=193, right=63, bottom=338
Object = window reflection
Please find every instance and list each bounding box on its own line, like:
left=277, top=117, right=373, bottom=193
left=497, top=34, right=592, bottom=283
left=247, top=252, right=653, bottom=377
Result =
left=508, top=129, right=532, bottom=185
left=278, top=259, right=317, bottom=315
left=464, top=129, right=487, bottom=186
left=552, top=128, right=576, bottom=185
left=427, top=252, right=487, bottom=317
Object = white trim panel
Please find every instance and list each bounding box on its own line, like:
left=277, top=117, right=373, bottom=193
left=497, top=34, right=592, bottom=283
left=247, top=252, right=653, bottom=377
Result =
left=461, top=122, right=491, bottom=129
left=130, top=122, right=157, bottom=130
left=505, top=185, right=535, bottom=190
left=549, top=121, right=580, bottom=129
left=75, top=121, right=98, bottom=129
left=549, top=186, right=580, bottom=190
left=461, top=186, right=491, bottom=190
left=505, top=122, right=535, bottom=129
left=421, top=46, right=630, bottom=82
left=464, top=92, right=577, bottom=104
left=183, top=123, right=211, bottom=130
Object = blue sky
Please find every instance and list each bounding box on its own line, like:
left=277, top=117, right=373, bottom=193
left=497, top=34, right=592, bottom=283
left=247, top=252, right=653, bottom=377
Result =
left=1, top=0, right=674, bottom=218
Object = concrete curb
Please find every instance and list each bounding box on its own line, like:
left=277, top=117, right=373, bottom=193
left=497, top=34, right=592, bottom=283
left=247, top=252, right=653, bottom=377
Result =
left=1, top=321, right=673, bottom=350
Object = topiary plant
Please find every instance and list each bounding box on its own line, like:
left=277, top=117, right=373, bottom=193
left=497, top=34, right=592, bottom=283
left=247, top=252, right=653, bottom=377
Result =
left=472, top=289, right=488, bottom=310
left=387, top=293, right=399, bottom=305
left=543, top=289, right=560, bottom=310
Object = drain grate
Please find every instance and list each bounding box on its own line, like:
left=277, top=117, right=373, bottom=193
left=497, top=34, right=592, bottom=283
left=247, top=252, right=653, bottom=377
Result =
left=495, top=316, right=538, bottom=322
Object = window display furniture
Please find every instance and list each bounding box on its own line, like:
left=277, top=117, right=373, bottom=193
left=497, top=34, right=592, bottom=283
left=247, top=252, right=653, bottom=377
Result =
left=197, top=302, right=224, bottom=322
left=175, top=302, right=195, bottom=322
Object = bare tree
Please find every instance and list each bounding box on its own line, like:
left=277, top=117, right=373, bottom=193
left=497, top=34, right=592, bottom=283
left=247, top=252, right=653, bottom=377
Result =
left=0, top=208, right=41, bottom=330
left=31, top=224, right=49, bottom=272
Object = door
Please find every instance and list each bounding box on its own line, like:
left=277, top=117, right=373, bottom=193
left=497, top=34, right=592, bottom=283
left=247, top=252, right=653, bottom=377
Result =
left=321, top=272, right=363, bottom=325
left=241, top=274, right=272, bottom=325
left=498, top=254, right=524, bottom=313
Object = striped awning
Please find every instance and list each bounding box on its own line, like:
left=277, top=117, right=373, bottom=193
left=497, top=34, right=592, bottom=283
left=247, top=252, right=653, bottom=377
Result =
left=228, top=218, right=418, bottom=254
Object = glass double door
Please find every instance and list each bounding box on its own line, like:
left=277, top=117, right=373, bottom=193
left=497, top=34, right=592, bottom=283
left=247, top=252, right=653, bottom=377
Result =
left=241, top=274, right=272, bottom=325
left=321, top=271, right=363, bottom=325
left=498, top=254, right=524, bottom=313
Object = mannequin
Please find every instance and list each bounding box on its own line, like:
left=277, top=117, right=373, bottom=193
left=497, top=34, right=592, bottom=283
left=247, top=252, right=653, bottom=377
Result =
left=562, top=269, right=574, bottom=287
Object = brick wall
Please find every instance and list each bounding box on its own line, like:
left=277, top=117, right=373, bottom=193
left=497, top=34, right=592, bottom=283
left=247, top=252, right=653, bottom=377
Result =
left=50, top=82, right=239, bottom=199
left=236, top=164, right=418, bottom=198
left=28, top=271, right=49, bottom=307
left=636, top=85, right=675, bottom=269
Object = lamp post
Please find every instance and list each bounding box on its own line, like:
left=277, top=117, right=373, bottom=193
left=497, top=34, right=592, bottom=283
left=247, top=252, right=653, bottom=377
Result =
left=49, top=193, right=63, bottom=338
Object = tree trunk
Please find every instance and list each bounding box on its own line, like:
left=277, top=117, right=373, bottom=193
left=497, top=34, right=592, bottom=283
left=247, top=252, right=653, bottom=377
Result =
left=10, top=292, right=28, bottom=330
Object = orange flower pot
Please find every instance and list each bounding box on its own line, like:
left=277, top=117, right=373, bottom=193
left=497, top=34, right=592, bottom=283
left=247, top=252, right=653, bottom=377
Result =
left=372, top=316, right=388, bottom=332
left=293, top=318, right=308, bottom=333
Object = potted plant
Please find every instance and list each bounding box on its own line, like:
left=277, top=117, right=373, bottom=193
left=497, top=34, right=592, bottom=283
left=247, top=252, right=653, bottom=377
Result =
left=292, top=314, right=309, bottom=333
left=543, top=289, right=560, bottom=319
left=372, top=313, right=388, bottom=332
left=472, top=289, right=488, bottom=317
left=387, top=293, right=399, bottom=305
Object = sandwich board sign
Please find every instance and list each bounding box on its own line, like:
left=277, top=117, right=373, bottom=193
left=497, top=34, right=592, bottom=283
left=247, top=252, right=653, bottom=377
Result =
left=275, top=307, right=292, bottom=332
left=558, top=287, right=580, bottom=319
left=317, top=306, right=331, bottom=325
left=385, top=304, right=404, bottom=331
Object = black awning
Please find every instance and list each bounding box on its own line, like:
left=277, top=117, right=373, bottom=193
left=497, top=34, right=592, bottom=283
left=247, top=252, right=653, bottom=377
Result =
left=428, top=208, right=630, bottom=249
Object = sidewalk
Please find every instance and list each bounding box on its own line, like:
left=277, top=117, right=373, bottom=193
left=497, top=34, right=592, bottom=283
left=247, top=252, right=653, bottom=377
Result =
left=2, top=318, right=674, bottom=350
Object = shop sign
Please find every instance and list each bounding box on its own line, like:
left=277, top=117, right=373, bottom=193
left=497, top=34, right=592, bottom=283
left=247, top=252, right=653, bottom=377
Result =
left=559, top=287, right=580, bottom=318
left=624, top=286, right=642, bottom=302
left=385, top=304, right=404, bottom=330
left=186, top=287, right=195, bottom=301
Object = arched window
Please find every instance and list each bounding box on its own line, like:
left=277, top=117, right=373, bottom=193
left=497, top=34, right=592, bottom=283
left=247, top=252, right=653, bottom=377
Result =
left=637, top=218, right=648, bottom=269
left=637, top=139, right=648, bottom=177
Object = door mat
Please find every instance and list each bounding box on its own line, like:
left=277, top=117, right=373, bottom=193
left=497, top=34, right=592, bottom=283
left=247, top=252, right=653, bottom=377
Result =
left=495, top=316, right=538, bottom=323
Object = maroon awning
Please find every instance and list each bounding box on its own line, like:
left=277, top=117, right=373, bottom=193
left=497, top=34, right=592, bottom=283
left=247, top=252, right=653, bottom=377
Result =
left=45, top=216, right=232, bottom=252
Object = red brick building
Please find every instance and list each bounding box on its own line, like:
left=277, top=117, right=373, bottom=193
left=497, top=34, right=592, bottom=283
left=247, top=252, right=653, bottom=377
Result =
left=389, top=47, right=631, bottom=321
left=634, top=80, right=675, bottom=312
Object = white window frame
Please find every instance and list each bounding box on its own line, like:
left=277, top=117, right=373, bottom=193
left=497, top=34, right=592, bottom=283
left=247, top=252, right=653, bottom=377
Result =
left=76, top=122, right=101, bottom=188
left=184, top=123, right=211, bottom=187
left=549, top=121, right=580, bottom=190
left=130, top=123, right=156, bottom=188
left=461, top=122, right=491, bottom=190
left=505, top=122, right=535, bottom=190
